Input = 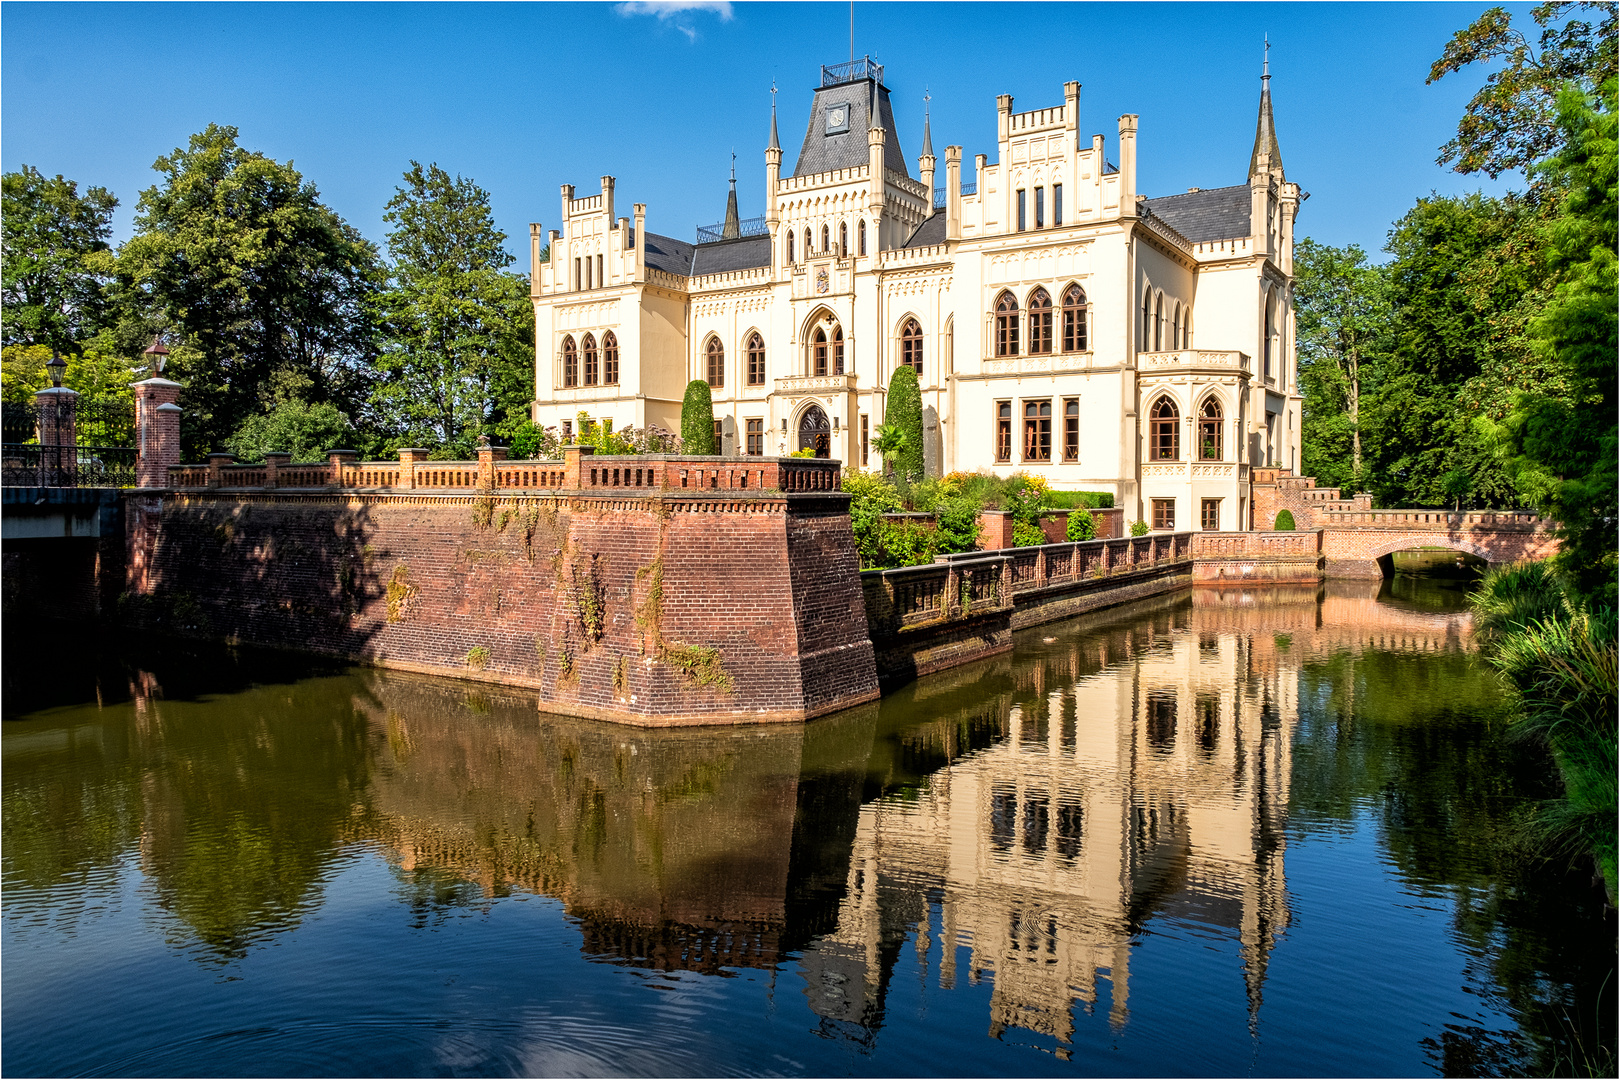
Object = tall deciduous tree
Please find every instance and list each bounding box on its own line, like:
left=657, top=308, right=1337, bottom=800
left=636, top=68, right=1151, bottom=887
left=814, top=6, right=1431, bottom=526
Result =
left=1294, top=238, right=1391, bottom=487
left=372, top=162, right=531, bottom=454
left=1503, top=77, right=1618, bottom=604
left=119, top=124, right=383, bottom=457
left=1, top=166, right=118, bottom=354
left=1429, top=1, right=1617, bottom=180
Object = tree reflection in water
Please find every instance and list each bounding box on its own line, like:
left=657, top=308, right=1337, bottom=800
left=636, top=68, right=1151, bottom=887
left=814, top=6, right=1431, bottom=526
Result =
left=2, top=578, right=1611, bottom=1075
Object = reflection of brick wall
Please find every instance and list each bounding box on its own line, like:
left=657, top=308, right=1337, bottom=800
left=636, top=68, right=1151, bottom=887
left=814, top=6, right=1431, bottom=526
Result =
left=122, top=489, right=879, bottom=725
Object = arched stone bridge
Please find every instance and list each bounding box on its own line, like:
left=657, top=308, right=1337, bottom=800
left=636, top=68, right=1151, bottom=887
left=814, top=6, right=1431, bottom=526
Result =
left=1319, top=508, right=1558, bottom=577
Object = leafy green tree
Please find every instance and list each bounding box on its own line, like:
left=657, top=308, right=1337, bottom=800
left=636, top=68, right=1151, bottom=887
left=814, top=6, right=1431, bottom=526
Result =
left=118, top=124, right=383, bottom=458
left=680, top=380, right=715, bottom=454
left=1, top=166, right=118, bottom=354
left=372, top=162, right=531, bottom=455
left=1294, top=238, right=1391, bottom=487
left=225, top=400, right=356, bottom=463
left=884, top=365, right=924, bottom=480
left=1429, top=1, right=1617, bottom=180
left=1501, top=78, right=1618, bottom=605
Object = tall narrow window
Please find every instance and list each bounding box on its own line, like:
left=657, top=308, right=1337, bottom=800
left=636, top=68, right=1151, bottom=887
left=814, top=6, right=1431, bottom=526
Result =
left=582, top=333, right=599, bottom=386
left=746, top=332, right=765, bottom=386
left=1023, top=400, right=1052, bottom=461
left=714, top=419, right=723, bottom=446
left=1201, top=498, right=1221, bottom=531
left=1149, top=396, right=1179, bottom=460
left=995, top=291, right=1020, bottom=356
left=596, top=254, right=603, bottom=288
left=1062, top=284, right=1088, bottom=352
left=860, top=413, right=869, bottom=465
left=1053, top=183, right=1063, bottom=226
left=562, top=419, right=573, bottom=441
left=900, top=318, right=923, bottom=377
left=1142, top=291, right=1153, bottom=348
left=1154, top=294, right=1164, bottom=351
left=996, top=401, right=1013, bottom=462
left=574, top=257, right=582, bottom=291
left=832, top=327, right=845, bottom=375
left=1264, top=293, right=1276, bottom=379
left=1199, top=397, right=1223, bottom=460
left=746, top=418, right=764, bottom=455
left=839, top=222, right=847, bottom=257
left=562, top=335, right=578, bottom=387
left=813, top=328, right=828, bottom=376
left=585, top=258, right=592, bottom=290
left=706, top=337, right=724, bottom=388
left=787, top=232, right=795, bottom=263
left=804, top=228, right=812, bottom=257
left=859, top=219, right=867, bottom=255
left=1063, top=398, right=1079, bottom=461
left=1017, top=189, right=1027, bottom=232
left=1035, top=187, right=1045, bottom=229
left=821, top=224, right=830, bottom=252
left=1028, top=287, right=1053, bottom=354
left=602, top=332, right=619, bottom=384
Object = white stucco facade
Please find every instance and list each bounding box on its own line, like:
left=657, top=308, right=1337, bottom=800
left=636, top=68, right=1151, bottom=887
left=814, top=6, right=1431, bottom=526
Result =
left=529, top=59, right=1304, bottom=531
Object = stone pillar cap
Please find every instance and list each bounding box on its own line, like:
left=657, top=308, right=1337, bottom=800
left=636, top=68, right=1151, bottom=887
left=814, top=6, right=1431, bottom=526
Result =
left=131, top=377, right=183, bottom=389
left=35, top=386, right=78, bottom=396
left=155, top=403, right=182, bottom=413
left=207, top=452, right=236, bottom=459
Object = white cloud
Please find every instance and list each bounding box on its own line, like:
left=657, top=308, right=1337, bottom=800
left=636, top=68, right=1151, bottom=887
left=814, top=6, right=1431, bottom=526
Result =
left=615, top=1, right=733, bottom=42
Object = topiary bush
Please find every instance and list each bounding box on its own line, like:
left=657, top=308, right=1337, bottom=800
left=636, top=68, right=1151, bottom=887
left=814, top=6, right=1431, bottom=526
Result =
left=885, top=365, right=925, bottom=481
left=1274, top=509, right=1296, bottom=530
left=1130, top=519, right=1149, bottom=537
left=1066, top=507, right=1097, bottom=542
left=681, top=380, right=716, bottom=454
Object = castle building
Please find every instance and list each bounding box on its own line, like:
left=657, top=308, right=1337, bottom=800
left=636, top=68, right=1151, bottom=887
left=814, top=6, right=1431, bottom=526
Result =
left=528, top=58, right=1304, bottom=531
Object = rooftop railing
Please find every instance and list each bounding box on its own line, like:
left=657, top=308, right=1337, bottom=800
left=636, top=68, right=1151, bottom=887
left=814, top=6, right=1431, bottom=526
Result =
left=821, top=56, right=883, bottom=87
left=695, top=216, right=769, bottom=244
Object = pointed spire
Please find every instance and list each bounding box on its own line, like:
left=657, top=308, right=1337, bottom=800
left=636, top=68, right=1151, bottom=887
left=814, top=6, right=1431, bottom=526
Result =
left=722, top=151, right=740, bottom=239
left=1248, top=36, right=1283, bottom=178
left=768, top=80, right=780, bottom=150
left=921, top=89, right=933, bottom=158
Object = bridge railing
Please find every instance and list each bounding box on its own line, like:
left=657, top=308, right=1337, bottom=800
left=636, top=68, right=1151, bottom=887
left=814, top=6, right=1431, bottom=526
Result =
left=1192, top=529, right=1323, bottom=558
left=1323, top=509, right=1544, bottom=528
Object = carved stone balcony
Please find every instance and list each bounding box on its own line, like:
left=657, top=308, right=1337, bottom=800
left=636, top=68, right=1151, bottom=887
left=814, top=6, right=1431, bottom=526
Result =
left=1140, top=461, right=1251, bottom=481
left=775, top=373, right=857, bottom=395
left=1138, top=349, right=1251, bottom=373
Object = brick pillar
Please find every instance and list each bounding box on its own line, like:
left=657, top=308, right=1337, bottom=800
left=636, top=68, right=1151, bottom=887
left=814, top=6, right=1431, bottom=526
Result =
left=327, top=449, right=357, bottom=486
left=396, top=448, right=429, bottom=489
left=264, top=452, right=290, bottom=488
left=476, top=443, right=508, bottom=488
left=34, top=386, right=78, bottom=485
left=131, top=378, right=182, bottom=489
left=563, top=444, right=594, bottom=488
left=207, top=452, right=235, bottom=488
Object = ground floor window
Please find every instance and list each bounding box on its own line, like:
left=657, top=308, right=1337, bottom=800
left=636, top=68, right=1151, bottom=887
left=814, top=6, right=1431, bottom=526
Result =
left=1201, top=498, right=1221, bottom=531
left=562, top=419, right=573, bottom=442
left=746, top=418, right=763, bottom=455
left=995, top=401, right=1012, bottom=463
left=714, top=419, right=723, bottom=448
left=860, top=414, right=869, bottom=466
left=1152, top=498, right=1175, bottom=531
left=1023, top=400, right=1052, bottom=462
left=1063, top=398, right=1079, bottom=461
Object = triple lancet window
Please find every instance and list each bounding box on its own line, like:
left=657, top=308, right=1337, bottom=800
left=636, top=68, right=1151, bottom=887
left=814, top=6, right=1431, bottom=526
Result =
left=562, top=332, right=617, bottom=388
left=995, top=285, right=1090, bottom=357
left=812, top=326, right=844, bottom=376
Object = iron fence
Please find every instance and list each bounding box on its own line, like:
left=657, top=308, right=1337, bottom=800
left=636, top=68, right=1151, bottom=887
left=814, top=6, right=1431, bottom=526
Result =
left=2, top=397, right=136, bottom=447
left=2, top=444, right=137, bottom=488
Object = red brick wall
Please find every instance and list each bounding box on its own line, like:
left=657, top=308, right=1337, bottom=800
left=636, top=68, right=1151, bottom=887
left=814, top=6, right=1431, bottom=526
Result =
left=122, top=490, right=878, bottom=725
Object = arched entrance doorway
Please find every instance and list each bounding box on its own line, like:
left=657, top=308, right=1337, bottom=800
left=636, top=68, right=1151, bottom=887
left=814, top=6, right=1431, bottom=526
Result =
left=798, top=405, right=831, bottom=458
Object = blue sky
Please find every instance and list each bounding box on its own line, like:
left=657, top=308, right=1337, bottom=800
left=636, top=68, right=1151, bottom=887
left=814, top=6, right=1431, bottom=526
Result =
left=3, top=2, right=1529, bottom=263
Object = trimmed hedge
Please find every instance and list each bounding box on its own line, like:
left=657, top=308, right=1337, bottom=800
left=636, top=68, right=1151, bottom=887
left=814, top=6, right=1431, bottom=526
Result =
left=681, top=380, right=715, bottom=455
left=1274, top=509, right=1296, bottom=530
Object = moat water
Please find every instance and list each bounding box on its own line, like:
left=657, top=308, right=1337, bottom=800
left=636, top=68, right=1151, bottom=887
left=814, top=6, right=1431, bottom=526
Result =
left=4, top=579, right=1613, bottom=1077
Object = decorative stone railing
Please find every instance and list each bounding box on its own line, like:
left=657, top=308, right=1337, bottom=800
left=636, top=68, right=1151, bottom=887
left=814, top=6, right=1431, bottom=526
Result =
left=939, top=531, right=1194, bottom=597
left=164, top=445, right=842, bottom=495
left=1139, top=460, right=1250, bottom=481
left=1191, top=528, right=1323, bottom=559
left=1137, top=349, right=1250, bottom=372
left=1322, top=509, right=1545, bottom=530
left=775, top=373, right=857, bottom=394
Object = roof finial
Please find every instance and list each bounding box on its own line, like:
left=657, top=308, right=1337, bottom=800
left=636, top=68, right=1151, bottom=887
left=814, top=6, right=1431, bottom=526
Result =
left=730, top=150, right=736, bottom=183
left=921, top=88, right=934, bottom=158
left=1263, top=34, right=1270, bottom=80
left=768, top=79, right=780, bottom=151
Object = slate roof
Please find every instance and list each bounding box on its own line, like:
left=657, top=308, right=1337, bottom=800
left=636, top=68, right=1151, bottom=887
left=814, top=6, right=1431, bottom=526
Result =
left=903, top=210, right=947, bottom=249
left=1140, top=185, right=1252, bottom=243
left=691, top=235, right=771, bottom=276
left=642, top=232, right=695, bottom=277
left=791, top=77, right=909, bottom=180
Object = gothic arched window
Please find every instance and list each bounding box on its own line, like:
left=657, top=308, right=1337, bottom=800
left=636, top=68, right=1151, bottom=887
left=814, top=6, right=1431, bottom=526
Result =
left=839, top=222, right=848, bottom=257
left=995, top=291, right=1020, bottom=356
left=900, top=318, right=922, bottom=378
left=786, top=231, right=794, bottom=264
left=562, top=335, right=578, bottom=388
left=706, top=336, right=724, bottom=388
left=1199, top=397, right=1223, bottom=460
left=1153, top=293, right=1165, bottom=352
left=821, top=224, right=830, bottom=252
left=813, top=328, right=829, bottom=377
left=746, top=332, right=765, bottom=386
left=1150, top=396, right=1180, bottom=461
left=859, top=219, right=867, bottom=255
left=582, top=332, right=599, bottom=386
left=602, top=331, right=619, bottom=384
left=832, top=326, right=845, bottom=375
left=804, top=228, right=812, bottom=257
left=1142, top=291, right=1153, bottom=350
left=1028, top=287, right=1053, bottom=354
left=1062, top=284, right=1088, bottom=352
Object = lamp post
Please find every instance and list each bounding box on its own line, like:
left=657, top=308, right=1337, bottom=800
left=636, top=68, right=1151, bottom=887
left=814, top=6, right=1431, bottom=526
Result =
left=143, top=339, right=169, bottom=378
left=45, top=352, right=67, bottom=388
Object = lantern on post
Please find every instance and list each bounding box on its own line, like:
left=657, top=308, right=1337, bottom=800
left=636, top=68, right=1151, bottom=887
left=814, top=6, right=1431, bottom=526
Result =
left=45, top=352, right=67, bottom=388
left=143, top=338, right=169, bottom=378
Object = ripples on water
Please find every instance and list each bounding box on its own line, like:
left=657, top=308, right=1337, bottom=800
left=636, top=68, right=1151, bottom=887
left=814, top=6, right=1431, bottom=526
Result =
left=3, top=578, right=1613, bottom=1077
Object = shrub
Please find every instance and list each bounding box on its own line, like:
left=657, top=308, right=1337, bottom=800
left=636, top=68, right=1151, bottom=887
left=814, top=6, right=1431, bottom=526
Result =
left=1044, top=490, right=1114, bottom=510
left=934, top=495, right=983, bottom=554
left=1274, top=509, right=1296, bottom=530
left=842, top=470, right=902, bottom=567
left=1012, top=521, right=1047, bottom=548
left=680, top=380, right=715, bottom=454
left=1469, top=559, right=1570, bottom=647
left=227, top=400, right=355, bottom=463
left=879, top=519, right=938, bottom=567
left=1067, top=507, right=1097, bottom=542
left=884, top=366, right=925, bottom=480
left=1130, top=519, right=1149, bottom=537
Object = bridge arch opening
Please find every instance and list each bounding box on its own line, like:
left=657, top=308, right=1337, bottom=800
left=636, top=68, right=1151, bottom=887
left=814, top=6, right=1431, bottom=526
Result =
left=1375, top=544, right=1489, bottom=582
